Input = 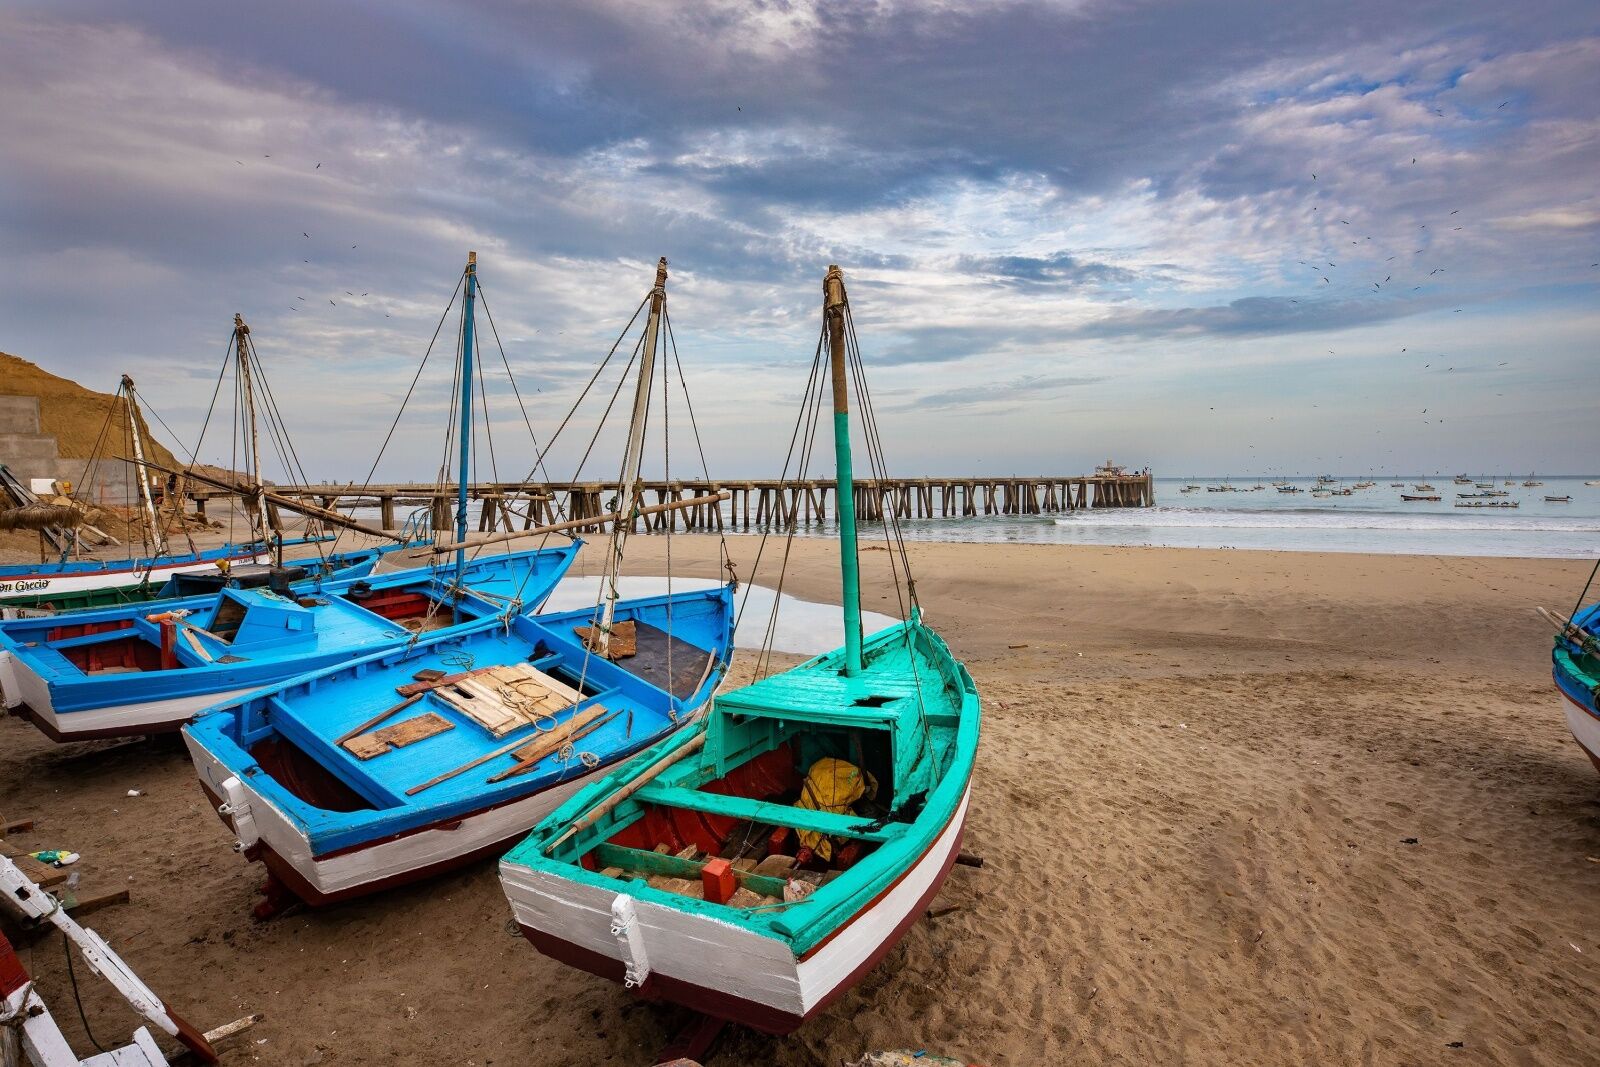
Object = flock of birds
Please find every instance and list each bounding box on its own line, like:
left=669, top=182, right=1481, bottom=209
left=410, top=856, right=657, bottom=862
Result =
left=1283, top=113, right=1540, bottom=433
left=227, top=155, right=396, bottom=320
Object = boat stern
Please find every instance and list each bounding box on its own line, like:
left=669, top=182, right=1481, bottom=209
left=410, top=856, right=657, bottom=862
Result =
left=499, top=859, right=811, bottom=1032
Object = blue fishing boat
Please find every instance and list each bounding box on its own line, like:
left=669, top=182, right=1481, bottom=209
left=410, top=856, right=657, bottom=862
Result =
left=0, top=543, right=578, bottom=742
left=180, top=254, right=738, bottom=915
left=0, top=259, right=590, bottom=744
left=183, top=585, right=731, bottom=914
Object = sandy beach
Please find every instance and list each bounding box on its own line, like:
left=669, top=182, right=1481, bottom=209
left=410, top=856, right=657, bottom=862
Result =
left=3, top=535, right=1597, bottom=1065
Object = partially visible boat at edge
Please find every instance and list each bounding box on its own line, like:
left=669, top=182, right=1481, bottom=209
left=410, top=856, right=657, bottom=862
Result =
left=1549, top=603, right=1600, bottom=775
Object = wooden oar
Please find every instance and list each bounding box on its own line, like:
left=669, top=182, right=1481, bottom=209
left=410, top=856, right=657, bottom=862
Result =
left=405, top=702, right=600, bottom=796
left=334, top=693, right=423, bottom=747
left=486, top=708, right=623, bottom=784
left=542, top=731, right=706, bottom=854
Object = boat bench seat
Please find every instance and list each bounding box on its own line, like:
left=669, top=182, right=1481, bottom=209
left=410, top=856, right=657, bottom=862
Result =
left=633, top=784, right=896, bottom=842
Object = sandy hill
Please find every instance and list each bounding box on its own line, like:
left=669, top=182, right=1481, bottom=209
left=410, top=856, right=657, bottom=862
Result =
left=1, top=350, right=180, bottom=467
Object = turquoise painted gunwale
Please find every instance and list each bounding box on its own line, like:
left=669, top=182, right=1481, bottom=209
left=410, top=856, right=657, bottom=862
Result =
left=1553, top=602, right=1600, bottom=715
left=502, top=615, right=980, bottom=958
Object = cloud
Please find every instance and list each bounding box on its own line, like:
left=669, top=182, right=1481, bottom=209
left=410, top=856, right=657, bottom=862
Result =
left=0, top=2, right=1595, bottom=476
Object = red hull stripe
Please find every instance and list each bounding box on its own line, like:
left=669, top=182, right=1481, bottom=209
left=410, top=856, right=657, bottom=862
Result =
left=197, top=778, right=541, bottom=907
left=11, top=701, right=184, bottom=742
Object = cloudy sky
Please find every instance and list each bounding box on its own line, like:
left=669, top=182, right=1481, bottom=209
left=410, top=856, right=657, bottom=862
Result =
left=2, top=1, right=1596, bottom=480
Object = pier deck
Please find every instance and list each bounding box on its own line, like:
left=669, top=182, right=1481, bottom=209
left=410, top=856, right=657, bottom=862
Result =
left=184, top=473, right=1154, bottom=536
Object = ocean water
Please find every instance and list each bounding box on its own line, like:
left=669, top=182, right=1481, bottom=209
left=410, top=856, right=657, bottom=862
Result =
left=346, top=476, right=1600, bottom=559
left=759, top=475, right=1600, bottom=559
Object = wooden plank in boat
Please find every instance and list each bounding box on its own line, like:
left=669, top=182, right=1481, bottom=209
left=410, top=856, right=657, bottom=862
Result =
left=508, top=705, right=607, bottom=764
left=575, top=619, right=637, bottom=659
left=434, top=663, right=583, bottom=738
left=345, top=712, right=454, bottom=760
left=594, top=843, right=789, bottom=900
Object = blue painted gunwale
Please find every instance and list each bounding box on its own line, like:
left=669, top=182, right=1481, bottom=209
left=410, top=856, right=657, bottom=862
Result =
left=152, top=550, right=384, bottom=601
left=0, top=543, right=580, bottom=716
left=0, top=541, right=265, bottom=580
left=184, top=584, right=734, bottom=854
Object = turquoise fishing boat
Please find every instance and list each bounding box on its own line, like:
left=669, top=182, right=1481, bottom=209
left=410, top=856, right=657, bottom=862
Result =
left=499, top=265, right=981, bottom=1035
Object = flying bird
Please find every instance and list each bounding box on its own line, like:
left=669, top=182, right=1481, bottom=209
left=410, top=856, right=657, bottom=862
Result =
left=303, top=232, right=310, bottom=238
left=316, top=162, right=322, bottom=168
left=1498, top=100, right=1508, bottom=108
left=329, top=299, right=336, bottom=305
left=1449, top=210, right=1459, bottom=214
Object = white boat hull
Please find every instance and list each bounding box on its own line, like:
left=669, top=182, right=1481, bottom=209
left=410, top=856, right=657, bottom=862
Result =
left=1560, top=691, right=1600, bottom=773
left=0, top=550, right=267, bottom=602
left=500, top=784, right=970, bottom=1033
left=183, top=728, right=650, bottom=910
left=0, top=650, right=253, bottom=741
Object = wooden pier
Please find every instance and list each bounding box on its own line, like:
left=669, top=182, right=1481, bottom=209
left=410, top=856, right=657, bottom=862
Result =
left=186, top=472, right=1154, bottom=536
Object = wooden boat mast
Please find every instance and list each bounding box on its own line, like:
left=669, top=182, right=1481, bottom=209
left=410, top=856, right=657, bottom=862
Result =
left=824, top=265, right=864, bottom=676
left=597, top=256, right=668, bottom=657
left=454, top=251, right=479, bottom=620
left=232, top=313, right=273, bottom=563
left=120, top=374, right=166, bottom=556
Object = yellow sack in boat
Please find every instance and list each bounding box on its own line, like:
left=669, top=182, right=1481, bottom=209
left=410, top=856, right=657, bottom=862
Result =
left=794, top=757, right=877, bottom=861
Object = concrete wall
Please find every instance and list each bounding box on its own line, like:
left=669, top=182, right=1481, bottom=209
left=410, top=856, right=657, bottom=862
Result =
left=0, top=395, right=62, bottom=484
left=0, top=395, right=41, bottom=435
left=0, top=395, right=144, bottom=505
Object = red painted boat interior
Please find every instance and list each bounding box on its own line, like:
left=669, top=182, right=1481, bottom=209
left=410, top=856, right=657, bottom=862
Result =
left=250, top=735, right=375, bottom=812
left=58, top=633, right=163, bottom=674
left=601, top=726, right=896, bottom=868
left=608, top=744, right=802, bottom=856
left=348, top=589, right=443, bottom=627
left=46, top=618, right=134, bottom=642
